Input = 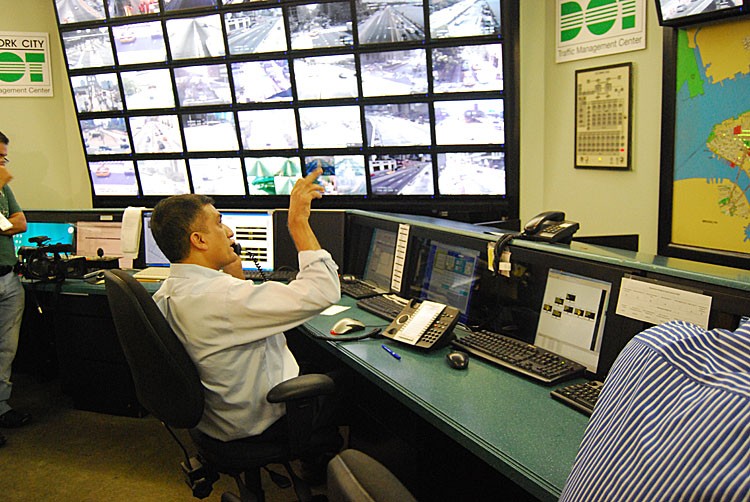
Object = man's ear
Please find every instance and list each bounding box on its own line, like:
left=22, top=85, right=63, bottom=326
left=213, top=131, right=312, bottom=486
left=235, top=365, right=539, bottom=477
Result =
left=189, top=231, right=209, bottom=251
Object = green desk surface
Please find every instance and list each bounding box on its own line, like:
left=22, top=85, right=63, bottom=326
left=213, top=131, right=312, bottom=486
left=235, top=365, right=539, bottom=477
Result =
left=303, top=296, right=590, bottom=501
left=37, top=279, right=587, bottom=500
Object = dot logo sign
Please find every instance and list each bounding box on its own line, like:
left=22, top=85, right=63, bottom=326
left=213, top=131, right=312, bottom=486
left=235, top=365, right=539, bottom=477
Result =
left=0, top=52, right=46, bottom=83
left=560, top=0, right=638, bottom=42
left=556, top=0, right=645, bottom=63
left=0, top=32, right=52, bottom=97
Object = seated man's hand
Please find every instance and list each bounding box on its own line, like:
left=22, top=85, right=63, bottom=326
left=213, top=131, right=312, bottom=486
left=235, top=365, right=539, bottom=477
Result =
left=289, top=167, right=325, bottom=226
left=287, top=168, right=324, bottom=252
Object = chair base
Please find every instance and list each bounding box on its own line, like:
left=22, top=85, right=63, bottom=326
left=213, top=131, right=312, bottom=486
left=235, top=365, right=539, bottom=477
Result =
left=181, top=455, right=219, bottom=499
left=218, top=463, right=312, bottom=502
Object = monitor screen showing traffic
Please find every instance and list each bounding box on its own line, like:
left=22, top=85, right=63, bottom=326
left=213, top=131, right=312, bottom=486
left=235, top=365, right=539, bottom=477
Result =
left=656, top=0, right=744, bottom=25
left=61, top=28, right=114, bottom=69
left=70, top=73, right=123, bottom=113
left=225, top=8, right=286, bottom=55
left=89, top=161, right=139, bottom=196
left=112, top=21, right=167, bottom=65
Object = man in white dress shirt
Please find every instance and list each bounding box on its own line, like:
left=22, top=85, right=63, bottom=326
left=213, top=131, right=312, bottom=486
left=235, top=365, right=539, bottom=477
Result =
left=150, top=167, right=341, bottom=443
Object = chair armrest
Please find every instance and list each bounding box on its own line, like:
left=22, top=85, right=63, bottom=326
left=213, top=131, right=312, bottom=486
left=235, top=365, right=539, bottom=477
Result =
left=266, top=374, right=335, bottom=403
left=267, top=373, right=339, bottom=459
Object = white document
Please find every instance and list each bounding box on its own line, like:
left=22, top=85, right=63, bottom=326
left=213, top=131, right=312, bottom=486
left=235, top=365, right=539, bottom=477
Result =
left=320, top=305, right=351, bottom=316
left=0, top=213, right=12, bottom=231
left=616, top=276, right=712, bottom=329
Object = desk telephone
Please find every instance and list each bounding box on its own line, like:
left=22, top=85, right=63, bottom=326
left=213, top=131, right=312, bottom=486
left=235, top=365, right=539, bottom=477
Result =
left=522, top=211, right=579, bottom=244
left=381, top=298, right=460, bottom=350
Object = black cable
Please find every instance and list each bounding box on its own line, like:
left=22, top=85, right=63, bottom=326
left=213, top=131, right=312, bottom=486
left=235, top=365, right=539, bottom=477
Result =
left=247, top=251, right=268, bottom=282
left=308, top=327, right=383, bottom=342
left=28, top=283, right=43, bottom=314
left=234, top=242, right=269, bottom=282
left=493, top=233, right=515, bottom=275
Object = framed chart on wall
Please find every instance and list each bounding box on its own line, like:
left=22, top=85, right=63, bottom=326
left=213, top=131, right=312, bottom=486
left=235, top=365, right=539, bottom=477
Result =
left=658, top=17, right=750, bottom=269
left=574, top=62, right=632, bottom=170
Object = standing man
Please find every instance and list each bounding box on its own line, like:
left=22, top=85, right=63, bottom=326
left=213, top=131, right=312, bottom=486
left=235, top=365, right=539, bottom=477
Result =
left=0, top=131, right=32, bottom=447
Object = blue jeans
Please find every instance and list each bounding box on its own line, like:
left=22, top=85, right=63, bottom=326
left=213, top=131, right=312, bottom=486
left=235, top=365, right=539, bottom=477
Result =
left=0, top=272, right=24, bottom=415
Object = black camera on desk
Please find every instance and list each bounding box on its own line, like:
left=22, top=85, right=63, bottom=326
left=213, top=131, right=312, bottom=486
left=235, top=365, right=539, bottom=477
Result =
left=17, top=236, right=86, bottom=282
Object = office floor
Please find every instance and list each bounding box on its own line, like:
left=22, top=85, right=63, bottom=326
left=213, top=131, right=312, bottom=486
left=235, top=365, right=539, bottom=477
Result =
left=0, top=372, right=327, bottom=502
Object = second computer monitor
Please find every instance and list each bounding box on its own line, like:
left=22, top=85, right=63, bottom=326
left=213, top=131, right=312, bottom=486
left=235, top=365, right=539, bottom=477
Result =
left=141, top=211, right=170, bottom=268
left=14, top=221, right=76, bottom=254
left=411, top=239, right=480, bottom=320
left=141, top=210, right=274, bottom=271
left=222, top=211, right=274, bottom=271
left=362, top=228, right=397, bottom=290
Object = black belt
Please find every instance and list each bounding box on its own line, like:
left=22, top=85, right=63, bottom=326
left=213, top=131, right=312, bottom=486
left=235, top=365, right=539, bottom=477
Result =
left=0, top=265, right=14, bottom=276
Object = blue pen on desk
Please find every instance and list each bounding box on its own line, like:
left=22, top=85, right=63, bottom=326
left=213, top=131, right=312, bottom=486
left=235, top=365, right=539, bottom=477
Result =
left=382, top=344, right=401, bottom=361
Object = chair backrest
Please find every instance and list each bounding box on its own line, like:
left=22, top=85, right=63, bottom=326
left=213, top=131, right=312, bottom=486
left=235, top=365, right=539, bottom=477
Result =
left=327, top=449, right=416, bottom=502
left=104, top=269, right=204, bottom=428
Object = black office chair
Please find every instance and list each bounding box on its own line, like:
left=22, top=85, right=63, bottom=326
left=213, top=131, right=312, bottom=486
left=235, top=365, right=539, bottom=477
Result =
left=327, top=449, right=416, bottom=502
left=103, top=269, right=342, bottom=502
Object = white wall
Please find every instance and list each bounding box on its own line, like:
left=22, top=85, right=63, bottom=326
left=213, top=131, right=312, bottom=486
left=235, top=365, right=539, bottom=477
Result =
left=0, top=0, right=91, bottom=210
left=4, top=0, right=666, bottom=254
left=520, top=0, right=664, bottom=254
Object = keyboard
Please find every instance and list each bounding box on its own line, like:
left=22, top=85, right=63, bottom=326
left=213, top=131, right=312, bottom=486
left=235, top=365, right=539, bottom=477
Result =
left=340, top=279, right=385, bottom=299
left=550, top=380, right=604, bottom=416
left=356, top=294, right=409, bottom=321
left=244, top=269, right=298, bottom=282
left=452, top=330, right=586, bottom=385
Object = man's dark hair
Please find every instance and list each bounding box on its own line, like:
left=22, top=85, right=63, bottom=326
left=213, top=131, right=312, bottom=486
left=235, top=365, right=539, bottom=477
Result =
left=0, top=131, right=9, bottom=145
left=150, top=194, right=214, bottom=263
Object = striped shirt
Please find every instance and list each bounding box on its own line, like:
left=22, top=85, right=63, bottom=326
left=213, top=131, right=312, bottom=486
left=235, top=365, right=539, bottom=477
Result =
left=559, top=319, right=750, bottom=502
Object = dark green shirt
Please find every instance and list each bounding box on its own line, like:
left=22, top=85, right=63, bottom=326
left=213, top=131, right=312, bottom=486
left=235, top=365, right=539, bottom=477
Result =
left=0, top=185, right=22, bottom=266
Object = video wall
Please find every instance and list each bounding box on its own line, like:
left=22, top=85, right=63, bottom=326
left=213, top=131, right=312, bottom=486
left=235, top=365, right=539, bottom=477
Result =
left=54, top=0, right=517, bottom=220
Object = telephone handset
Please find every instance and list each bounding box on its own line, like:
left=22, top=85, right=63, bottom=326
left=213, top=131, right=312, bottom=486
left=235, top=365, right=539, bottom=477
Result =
left=382, top=298, right=460, bottom=350
left=522, top=211, right=580, bottom=244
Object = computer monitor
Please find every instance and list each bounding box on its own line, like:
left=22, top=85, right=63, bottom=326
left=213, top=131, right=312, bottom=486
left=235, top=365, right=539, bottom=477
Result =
left=141, top=210, right=274, bottom=271
left=14, top=222, right=75, bottom=254
left=534, top=269, right=612, bottom=373
left=141, top=211, right=169, bottom=268
left=362, top=228, right=397, bottom=290
left=412, top=240, right=480, bottom=320
left=76, top=220, right=132, bottom=268
left=221, top=212, right=274, bottom=271
left=75, top=221, right=123, bottom=257
left=655, top=0, right=747, bottom=27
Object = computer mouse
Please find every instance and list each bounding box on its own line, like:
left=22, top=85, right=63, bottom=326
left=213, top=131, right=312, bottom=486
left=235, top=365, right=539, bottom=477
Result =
left=446, top=350, right=469, bottom=370
left=330, top=317, right=366, bottom=335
